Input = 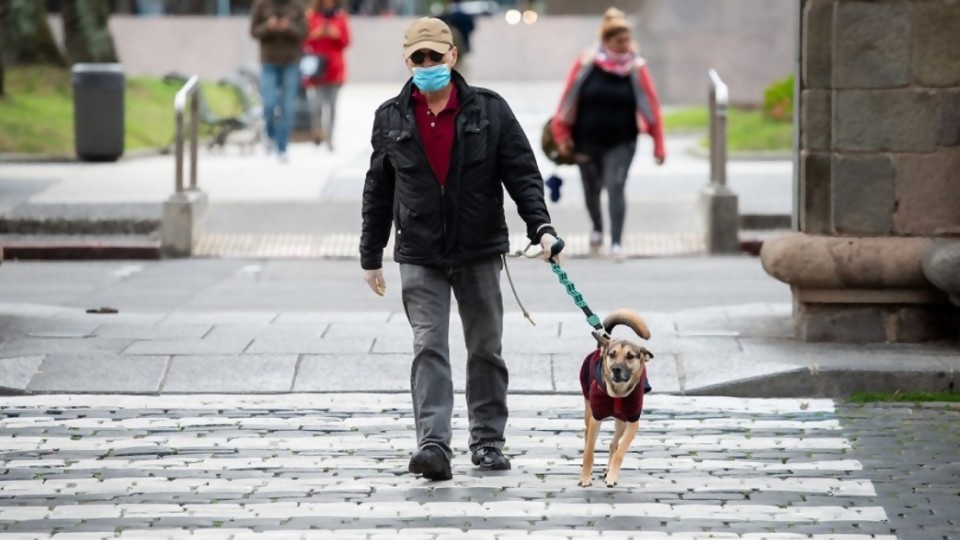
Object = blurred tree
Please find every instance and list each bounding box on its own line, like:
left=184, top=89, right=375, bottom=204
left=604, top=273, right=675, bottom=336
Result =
left=61, top=0, right=120, bottom=64
left=0, top=0, right=65, bottom=67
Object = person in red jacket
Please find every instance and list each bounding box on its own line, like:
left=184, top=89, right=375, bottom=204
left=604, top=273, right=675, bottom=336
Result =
left=302, top=0, right=350, bottom=150
left=550, top=8, right=666, bottom=260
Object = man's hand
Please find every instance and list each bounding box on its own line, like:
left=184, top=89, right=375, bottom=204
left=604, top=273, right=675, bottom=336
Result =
left=655, top=155, right=666, bottom=166
left=539, top=233, right=562, bottom=263
left=363, top=269, right=386, bottom=296
left=276, top=17, right=290, bottom=30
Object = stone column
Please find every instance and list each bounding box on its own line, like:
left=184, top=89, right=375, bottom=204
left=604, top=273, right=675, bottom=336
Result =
left=761, top=0, right=960, bottom=343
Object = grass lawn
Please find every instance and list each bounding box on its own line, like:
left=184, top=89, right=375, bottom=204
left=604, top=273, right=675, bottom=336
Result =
left=848, top=391, right=960, bottom=403
left=662, top=106, right=794, bottom=153
left=0, top=66, right=242, bottom=155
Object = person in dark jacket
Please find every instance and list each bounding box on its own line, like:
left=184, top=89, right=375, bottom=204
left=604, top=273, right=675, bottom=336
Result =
left=359, top=17, right=560, bottom=481
left=250, top=0, right=308, bottom=161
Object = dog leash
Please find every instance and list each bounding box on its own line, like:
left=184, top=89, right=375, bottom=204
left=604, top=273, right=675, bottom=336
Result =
left=504, top=238, right=610, bottom=344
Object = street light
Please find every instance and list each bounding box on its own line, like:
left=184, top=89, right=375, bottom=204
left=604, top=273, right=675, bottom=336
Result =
left=522, top=10, right=538, bottom=24
left=505, top=9, right=522, bottom=24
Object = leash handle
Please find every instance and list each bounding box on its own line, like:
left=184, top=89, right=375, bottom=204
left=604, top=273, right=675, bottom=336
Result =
left=548, top=237, right=565, bottom=263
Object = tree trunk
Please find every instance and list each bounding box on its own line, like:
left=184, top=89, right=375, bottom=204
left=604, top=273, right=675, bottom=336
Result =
left=62, top=0, right=119, bottom=65
left=0, top=0, right=65, bottom=66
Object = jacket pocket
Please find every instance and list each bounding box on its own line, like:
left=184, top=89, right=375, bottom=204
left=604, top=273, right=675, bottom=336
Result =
left=462, top=119, right=490, bottom=165
left=386, top=129, right=418, bottom=171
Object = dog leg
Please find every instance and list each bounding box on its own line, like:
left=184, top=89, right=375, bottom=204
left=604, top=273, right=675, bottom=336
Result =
left=579, top=401, right=601, bottom=487
left=604, top=421, right=639, bottom=487
left=605, top=419, right=627, bottom=477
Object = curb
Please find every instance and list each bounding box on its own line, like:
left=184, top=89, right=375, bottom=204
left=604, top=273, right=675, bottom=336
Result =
left=685, top=144, right=792, bottom=162
left=2, top=242, right=161, bottom=261
left=0, top=147, right=168, bottom=164
left=0, top=218, right=160, bottom=235
left=685, top=368, right=960, bottom=399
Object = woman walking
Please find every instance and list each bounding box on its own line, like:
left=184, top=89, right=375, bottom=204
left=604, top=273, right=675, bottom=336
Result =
left=303, top=0, right=350, bottom=150
left=550, top=8, right=666, bottom=259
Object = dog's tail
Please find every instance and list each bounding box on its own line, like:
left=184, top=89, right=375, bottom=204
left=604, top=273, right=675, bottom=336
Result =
left=603, top=309, right=651, bottom=340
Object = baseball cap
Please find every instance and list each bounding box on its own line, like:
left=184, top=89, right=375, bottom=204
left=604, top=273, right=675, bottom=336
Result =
left=403, top=17, right=454, bottom=59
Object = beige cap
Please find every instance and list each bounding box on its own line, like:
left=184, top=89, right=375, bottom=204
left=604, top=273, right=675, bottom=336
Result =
left=402, top=17, right=454, bottom=59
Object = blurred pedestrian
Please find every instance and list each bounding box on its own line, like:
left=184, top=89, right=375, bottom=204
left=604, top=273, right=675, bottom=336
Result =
left=303, top=0, right=351, bottom=150
left=359, top=17, right=560, bottom=481
left=550, top=7, right=666, bottom=259
left=250, top=0, right=308, bottom=162
left=439, top=0, right=476, bottom=78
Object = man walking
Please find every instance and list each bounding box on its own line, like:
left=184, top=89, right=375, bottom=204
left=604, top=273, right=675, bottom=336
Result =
left=250, top=0, right=308, bottom=161
left=359, top=17, right=560, bottom=481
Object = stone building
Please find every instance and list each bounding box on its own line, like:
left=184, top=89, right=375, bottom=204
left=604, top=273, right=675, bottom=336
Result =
left=761, top=0, right=960, bottom=343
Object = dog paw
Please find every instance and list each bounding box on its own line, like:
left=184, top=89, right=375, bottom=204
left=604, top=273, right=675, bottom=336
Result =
left=578, top=478, right=592, bottom=487
left=605, top=480, right=619, bottom=488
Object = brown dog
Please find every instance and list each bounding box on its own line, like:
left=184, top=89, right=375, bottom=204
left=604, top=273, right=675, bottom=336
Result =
left=577, top=309, right=653, bottom=487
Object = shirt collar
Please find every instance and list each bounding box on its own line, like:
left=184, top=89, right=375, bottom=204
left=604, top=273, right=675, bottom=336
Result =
left=411, top=82, right=460, bottom=112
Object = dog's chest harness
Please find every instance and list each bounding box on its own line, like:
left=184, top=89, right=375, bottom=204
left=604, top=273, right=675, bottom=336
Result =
left=579, top=349, right=650, bottom=423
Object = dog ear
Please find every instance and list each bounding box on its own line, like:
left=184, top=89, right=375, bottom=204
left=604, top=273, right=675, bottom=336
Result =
left=639, top=346, right=654, bottom=359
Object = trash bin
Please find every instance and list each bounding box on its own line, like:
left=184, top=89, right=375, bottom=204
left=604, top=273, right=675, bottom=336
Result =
left=72, top=63, right=125, bottom=162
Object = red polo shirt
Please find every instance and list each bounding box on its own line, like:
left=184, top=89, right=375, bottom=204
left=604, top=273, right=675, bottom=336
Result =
left=411, top=84, right=460, bottom=186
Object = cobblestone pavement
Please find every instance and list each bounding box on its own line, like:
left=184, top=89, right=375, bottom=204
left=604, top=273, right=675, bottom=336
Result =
left=1, top=394, right=956, bottom=539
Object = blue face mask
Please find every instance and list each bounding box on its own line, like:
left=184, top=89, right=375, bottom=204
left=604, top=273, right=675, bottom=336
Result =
left=412, top=64, right=451, bottom=93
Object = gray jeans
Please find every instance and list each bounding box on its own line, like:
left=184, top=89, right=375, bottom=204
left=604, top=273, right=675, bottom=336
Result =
left=306, top=84, right=341, bottom=142
left=577, top=141, right=637, bottom=246
left=399, top=256, right=508, bottom=459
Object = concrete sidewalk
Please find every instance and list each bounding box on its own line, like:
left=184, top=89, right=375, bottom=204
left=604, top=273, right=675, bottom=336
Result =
left=1, top=258, right=956, bottom=398
left=2, top=302, right=958, bottom=398
left=0, top=82, right=793, bottom=259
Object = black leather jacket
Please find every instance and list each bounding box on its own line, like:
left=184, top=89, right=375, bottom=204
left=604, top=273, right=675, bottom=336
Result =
left=360, top=72, right=556, bottom=270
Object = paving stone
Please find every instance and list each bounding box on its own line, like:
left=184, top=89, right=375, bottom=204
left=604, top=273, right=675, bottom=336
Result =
left=26, top=355, right=168, bottom=393
left=124, top=337, right=253, bottom=356
left=0, top=355, right=43, bottom=392
left=161, top=355, right=298, bottom=393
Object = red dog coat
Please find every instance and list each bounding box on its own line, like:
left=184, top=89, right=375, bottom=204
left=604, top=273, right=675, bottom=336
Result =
left=579, top=349, right=650, bottom=423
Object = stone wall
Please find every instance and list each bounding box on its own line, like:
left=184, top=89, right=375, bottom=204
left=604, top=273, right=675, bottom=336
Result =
left=762, top=0, right=960, bottom=343
left=47, top=0, right=795, bottom=105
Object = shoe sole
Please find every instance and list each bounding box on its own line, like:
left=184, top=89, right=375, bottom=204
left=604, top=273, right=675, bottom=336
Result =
left=409, top=456, right=452, bottom=481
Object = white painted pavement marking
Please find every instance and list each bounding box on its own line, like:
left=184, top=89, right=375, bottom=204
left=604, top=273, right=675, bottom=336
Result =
left=0, top=532, right=898, bottom=540
left=111, top=264, right=143, bottom=279
left=0, top=416, right=843, bottom=431
left=0, top=394, right=837, bottom=414
left=0, top=457, right=864, bottom=473
left=0, top=434, right=853, bottom=453
left=0, top=501, right=888, bottom=522
left=0, top=476, right=877, bottom=497
left=0, top=394, right=892, bottom=538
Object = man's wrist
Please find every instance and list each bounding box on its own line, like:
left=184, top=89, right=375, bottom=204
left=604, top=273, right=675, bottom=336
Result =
left=533, top=224, right=557, bottom=244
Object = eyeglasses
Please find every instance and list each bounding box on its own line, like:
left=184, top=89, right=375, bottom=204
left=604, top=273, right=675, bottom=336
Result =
left=410, top=49, right=447, bottom=65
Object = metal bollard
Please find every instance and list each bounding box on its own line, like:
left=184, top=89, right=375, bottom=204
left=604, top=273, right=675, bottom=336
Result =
left=701, top=69, right=740, bottom=254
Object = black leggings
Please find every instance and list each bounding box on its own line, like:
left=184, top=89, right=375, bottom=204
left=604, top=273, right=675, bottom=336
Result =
left=577, top=141, right=637, bottom=245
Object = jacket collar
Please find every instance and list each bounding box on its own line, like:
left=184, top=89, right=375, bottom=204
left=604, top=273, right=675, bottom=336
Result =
left=396, top=69, right=475, bottom=113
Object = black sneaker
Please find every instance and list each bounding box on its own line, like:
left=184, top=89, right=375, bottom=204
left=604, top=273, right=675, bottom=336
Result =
left=408, top=446, right=452, bottom=481
left=471, top=447, right=511, bottom=471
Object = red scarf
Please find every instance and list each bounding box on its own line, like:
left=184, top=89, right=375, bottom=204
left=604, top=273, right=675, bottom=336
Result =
left=594, top=46, right=636, bottom=77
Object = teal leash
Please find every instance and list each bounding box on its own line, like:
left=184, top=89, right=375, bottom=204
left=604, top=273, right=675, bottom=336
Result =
left=545, top=238, right=610, bottom=343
